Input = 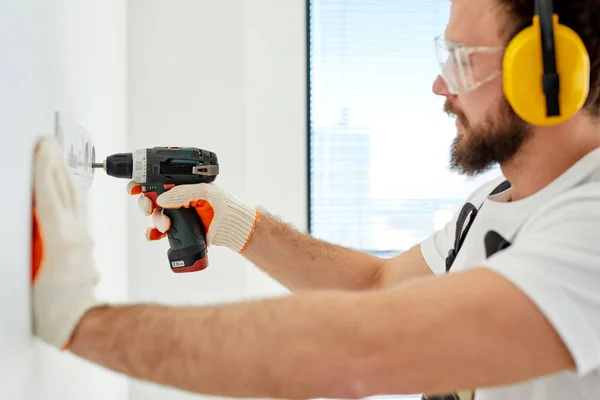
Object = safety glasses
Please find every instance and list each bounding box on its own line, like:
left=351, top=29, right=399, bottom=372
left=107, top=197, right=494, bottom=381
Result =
left=434, top=35, right=504, bottom=94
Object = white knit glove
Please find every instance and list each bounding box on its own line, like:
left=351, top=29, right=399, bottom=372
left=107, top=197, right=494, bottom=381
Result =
left=128, top=182, right=259, bottom=253
left=32, top=135, right=102, bottom=350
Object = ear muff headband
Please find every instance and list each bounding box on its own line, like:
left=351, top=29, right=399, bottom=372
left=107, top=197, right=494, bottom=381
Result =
left=538, top=0, right=560, bottom=117
left=502, top=0, right=590, bottom=126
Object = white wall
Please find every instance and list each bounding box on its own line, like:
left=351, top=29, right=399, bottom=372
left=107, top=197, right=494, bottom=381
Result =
left=1, top=0, right=305, bottom=398
left=242, top=0, right=309, bottom=298
left=127, top=0, right=306, bottom=398
left=0, top=1, right=128, bottom=399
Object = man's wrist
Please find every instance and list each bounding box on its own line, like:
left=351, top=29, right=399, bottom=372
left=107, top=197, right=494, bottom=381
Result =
left=237, top=208, right=281, bottom=259
left=62, top=304, right=107, bottom=351
left=36, top=293, right=102, bottom=350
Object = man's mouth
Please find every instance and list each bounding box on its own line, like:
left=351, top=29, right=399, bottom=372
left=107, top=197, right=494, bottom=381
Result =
left=443, top=100, right=467, bottom=130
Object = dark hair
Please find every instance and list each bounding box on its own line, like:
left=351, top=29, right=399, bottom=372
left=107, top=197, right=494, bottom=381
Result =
left=497, top=0, right=600, bottom=117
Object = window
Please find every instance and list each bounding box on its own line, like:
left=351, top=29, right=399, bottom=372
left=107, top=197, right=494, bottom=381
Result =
left=307, top=0, right=499, bottom=257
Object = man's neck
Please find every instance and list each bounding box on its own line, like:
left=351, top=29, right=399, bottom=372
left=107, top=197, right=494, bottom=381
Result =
left=500, top=116, right=600, bottom=201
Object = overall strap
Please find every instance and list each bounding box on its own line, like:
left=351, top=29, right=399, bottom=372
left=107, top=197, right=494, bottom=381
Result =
left=445, top=180, right=510, bottom=273
left=423, top=180, right=512, bottom=400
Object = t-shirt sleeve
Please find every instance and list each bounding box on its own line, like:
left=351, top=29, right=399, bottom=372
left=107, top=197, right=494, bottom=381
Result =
left=421, top=177, right=507, bottom=276
left=480, top=184, right=600, bottom=377
left=420, top=216, right=456, bottom=275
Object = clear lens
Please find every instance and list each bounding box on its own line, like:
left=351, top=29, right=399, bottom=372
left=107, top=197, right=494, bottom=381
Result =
left=434, top=36, right=502, bottom=94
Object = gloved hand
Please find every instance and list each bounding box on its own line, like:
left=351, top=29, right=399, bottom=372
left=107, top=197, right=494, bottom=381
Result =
left=32, top=135, right=102, bottom=350
left=128, top=181, right=259, bottom=253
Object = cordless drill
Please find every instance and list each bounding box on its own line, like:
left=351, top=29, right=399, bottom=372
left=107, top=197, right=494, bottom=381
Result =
left=92, top=147, right=219, bottom=273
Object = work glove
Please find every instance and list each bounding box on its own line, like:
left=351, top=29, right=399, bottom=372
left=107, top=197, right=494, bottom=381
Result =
left=32, top=135, right=102, bottom=350
left=128, top=181, right=259, bottom=253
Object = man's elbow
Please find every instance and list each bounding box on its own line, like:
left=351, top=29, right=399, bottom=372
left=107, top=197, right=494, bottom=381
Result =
left=375, top=244, right=434, bottom=289
left=326, top=353, right=417, bottom=399
left=316, top=360, right=390, bottom=399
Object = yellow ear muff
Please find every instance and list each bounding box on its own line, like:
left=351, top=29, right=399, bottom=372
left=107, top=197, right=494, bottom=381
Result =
left=503, top=15, right=590, bottom=126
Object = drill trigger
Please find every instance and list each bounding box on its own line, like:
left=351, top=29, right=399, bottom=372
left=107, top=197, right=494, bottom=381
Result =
left=145, top=191, right=159, bottom=210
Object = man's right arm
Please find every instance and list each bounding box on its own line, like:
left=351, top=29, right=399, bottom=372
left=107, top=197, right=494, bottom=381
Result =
left=241, top=177, right=506, bottom=292
left=242, top=210, right=434, bottom=292
left=138, top=183, right=438, bottom=292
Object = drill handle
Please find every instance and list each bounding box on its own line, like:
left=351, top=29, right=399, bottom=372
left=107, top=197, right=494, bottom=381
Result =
left=163, top=207, right=209, bottom=273
left=145, top=191, right=209, bottom=273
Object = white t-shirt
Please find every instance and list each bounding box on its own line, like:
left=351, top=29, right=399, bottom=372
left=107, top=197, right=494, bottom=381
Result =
left=420, top=147, right=600, bottom=400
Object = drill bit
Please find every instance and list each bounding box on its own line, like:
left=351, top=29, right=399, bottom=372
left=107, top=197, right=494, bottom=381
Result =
left=91, top=162, right=105, bottom=169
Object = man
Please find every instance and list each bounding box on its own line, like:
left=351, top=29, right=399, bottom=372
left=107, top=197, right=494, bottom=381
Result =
left=32, top=0, right=600, bottom=399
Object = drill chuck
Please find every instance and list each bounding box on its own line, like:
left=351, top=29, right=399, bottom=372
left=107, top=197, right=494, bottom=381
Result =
left=92, top=153, right=133, bottom=179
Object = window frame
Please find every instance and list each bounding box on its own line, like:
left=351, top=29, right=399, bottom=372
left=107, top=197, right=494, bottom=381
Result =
left=306, top=0, right=314, bottom=234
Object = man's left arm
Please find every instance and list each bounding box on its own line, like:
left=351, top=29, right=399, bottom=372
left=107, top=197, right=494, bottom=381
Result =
left=67, top=265, right=576, bottom=399
left=32, top=135, right=598, bottom=398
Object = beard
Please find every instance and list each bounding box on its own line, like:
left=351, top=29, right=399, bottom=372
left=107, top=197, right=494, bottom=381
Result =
left=444, top=96, right=533, bottom=176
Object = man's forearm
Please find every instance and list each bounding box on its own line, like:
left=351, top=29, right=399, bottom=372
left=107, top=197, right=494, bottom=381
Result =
left=68, top=294, right=381, bottom=399
left=67, top=269, right=574, bottom=399
left=243, top=210, right=385, bottom=291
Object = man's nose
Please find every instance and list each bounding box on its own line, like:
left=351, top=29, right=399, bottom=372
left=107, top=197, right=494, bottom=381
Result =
left=432, top=75, right=451, bottom=97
